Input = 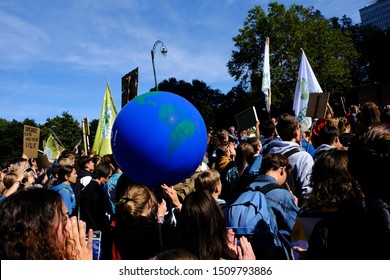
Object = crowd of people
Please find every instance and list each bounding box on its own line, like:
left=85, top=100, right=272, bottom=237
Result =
left=0, top=101, right=389, bottom=260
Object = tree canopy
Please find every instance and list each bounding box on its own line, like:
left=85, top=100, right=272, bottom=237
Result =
left=227, top=2, right=358, bottom=116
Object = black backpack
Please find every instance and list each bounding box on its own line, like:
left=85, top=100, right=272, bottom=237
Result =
left=280, top=147, right=300, bottom=196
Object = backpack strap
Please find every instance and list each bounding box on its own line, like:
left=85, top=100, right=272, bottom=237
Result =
left=250, top=182, right=286, bottom=194
left=282, top=147, right=301, bottom=158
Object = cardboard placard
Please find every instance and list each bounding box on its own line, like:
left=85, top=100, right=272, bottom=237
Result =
left=306, top=92, right=330, bottom=119
left=235, top=106, right=258, bottom=130
left=23, top=125, right=40, bottom=159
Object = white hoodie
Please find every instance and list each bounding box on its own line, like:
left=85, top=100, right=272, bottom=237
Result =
left=268, top=141, right=314, bottom=199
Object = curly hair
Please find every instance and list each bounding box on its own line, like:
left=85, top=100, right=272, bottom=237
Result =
left=0, top=188, right=77, bottom=259
left=307, top=149, right=364, bottom=209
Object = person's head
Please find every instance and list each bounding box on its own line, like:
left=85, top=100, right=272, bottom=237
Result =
left=319, top=125, right=342, bottom=148
left=308, top=149, right=364, bottom=210
left=22, top=168, right=36, bottom=187
left=356, top=102, right=381, bottom=134
left=58, top=152, right=76, bottom=167
left=261, top=120, right=276, bottom=139
left=259, top=153, right=291, bottom=186
left=56, top=165, right=77, bottom=185
left=194, top=169, right=222, bottom=198
left=2, top=172, right=18, bottom=191
left=348, top=122, right=390, bottom=200
left=28, top=158, right=37, bottom=169
left=235, top=142, right=255, bottom=176
left=0, top=188, right=73, bottom=259
left=179, top=190, right=235, bottom=260
left=101, top=154, right=120, bottom=173
left=77, top=155, right=94, bottom=172
left=216, top=129, right=229, bottom=146
left=151, top=249, right=198, bottom=260
left=350, top=105, right=359, bottom=114
left=245, top=136, right=262, bottom=155
left=116, top=183, right=158, bottom=219
left=276, top=113, right=301, bottom=142
left=92, top=162, right=112, bottom=185
left=92, top=154, right=102, bottom=166
left=338, top=116, right=351, bottom=133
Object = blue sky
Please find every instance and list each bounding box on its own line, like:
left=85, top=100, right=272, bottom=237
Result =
left=0, top=0, right=371, bottom=124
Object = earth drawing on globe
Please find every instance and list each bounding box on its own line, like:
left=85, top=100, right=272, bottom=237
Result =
left=111, top=91, right=207, bottom=189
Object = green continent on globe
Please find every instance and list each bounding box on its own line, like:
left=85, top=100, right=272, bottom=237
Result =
left=135, top=91, right=159, bottom=106
left=159, top=104, right=196, bottom=157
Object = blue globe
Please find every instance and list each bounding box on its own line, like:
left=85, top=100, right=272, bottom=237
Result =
left=111, top=91, right=207, bottom=189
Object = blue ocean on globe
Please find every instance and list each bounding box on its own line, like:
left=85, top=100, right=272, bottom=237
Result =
left=111, top=91, right=207, bottom=189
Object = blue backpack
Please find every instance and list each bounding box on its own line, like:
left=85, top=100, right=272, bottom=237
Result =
left=226, top=183, right=284, bottom=259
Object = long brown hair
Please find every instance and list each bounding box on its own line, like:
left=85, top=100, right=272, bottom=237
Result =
left=0, top=188, right=77, bottom=259
left=179, top=191, right=236, bottom=260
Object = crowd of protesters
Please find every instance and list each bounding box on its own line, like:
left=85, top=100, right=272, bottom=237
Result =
left=0, top=101, right=389, bottom=260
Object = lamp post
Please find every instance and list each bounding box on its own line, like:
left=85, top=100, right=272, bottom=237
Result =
left=151, top=40, right=168, bottom=91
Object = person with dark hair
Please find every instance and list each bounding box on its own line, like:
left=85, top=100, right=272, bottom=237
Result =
left=50, top=165, right=78, bottom=215
left=248, top=153, right=299, bottom=259
left=312, top=125, right=344, bottom=161
left=348, top=122, right=390, bottom=259
left=267, top=113, right=314, bottom=205
left=296, top=124, right=390, bottom=259
left=260, top=119, right=277, bottom=146
left=0, top=188, right=92, bottom=259
left=177, top=190, right=255, bottom=260
left=76, top=155, right=95, bottom=187
left=292, top=149, right=364, bottom=259
left=356, top=101, right=381, bottom=135
left=79, top=162, right=112, bottom=259
left=102, top=154, right=123, bottom=220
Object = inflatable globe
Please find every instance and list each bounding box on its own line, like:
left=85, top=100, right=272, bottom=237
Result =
left=111, top=91, right=207, bottom=189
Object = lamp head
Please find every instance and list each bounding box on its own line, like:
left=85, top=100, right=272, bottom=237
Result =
left=161, top=46, right=168, bottom=57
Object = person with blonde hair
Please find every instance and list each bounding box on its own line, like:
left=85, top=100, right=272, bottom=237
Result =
left=113, top=178, right=168, bottom=259
left=195, top=169, right=225, bottom=207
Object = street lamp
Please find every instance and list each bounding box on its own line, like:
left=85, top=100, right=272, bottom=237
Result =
left=151, top=40, right=168, bottom=91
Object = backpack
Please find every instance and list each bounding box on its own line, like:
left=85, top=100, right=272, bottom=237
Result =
left=226, top=183, right=285, bottom=259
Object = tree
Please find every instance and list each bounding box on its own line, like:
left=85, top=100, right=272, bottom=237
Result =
left=158, top=78, right=223, bottom=128
left=40, top=112, right=82, bottom=152
left=0, top=118, right=39, bottom=163
left=227, top=2, right=358, bottom=116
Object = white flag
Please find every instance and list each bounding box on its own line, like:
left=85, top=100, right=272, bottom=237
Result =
left=293, top=49, right=322, bottom=129
left=262, top=37, right=271, bottom=113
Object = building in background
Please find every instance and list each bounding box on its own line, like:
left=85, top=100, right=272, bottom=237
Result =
left=359, top=0, right=390, bottom=30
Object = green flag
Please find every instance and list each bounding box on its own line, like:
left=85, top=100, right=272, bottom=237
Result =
left=92, top=84, right=118, bottom=156
left=43, top=134, right=65, bottom=160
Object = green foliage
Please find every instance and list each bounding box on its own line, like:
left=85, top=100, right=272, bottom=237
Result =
left=40, top=111, right=82, bottom=152
left=227, top=2, right=358, bottom=116
left=0, top=118, right=39, bottom=163
left=158, top=78, right=223, bottom=128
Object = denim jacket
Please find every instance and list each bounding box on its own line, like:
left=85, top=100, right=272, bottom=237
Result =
left=250, top=175, right=300, bottom=259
